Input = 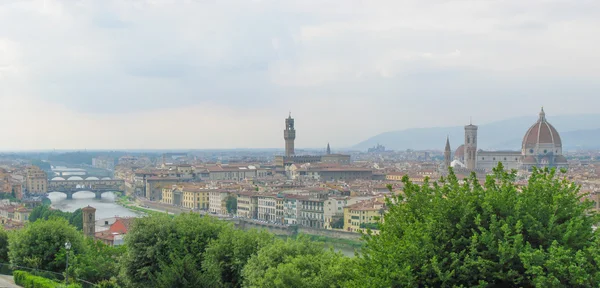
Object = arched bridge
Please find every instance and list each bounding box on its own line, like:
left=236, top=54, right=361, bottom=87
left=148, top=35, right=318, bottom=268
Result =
left=48, top=179, right=124, bottom=200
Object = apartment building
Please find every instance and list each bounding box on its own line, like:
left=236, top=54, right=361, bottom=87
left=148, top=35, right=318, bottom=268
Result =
left=300, top=197, right=326, bottom=229
left=283, top=195, right=302, bottom=225
left=208, top=190, right=230, bottom=215
left=236, top=192, right=258, bottom=219
left=343, top=198, right=386, bottom=233
left=257, top=195, right=277, bottom=222
left=25, top=166, right=47, bottom=194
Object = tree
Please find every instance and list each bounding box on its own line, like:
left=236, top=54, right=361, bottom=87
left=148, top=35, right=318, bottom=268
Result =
left=202, top=227, right=274, bottom=287
left=351, top=165, right=600, bottom=287
left=0, top=228, right=8, bottom=263
left=72, top=238, right=125, bottom=284
left=242, top=236, right=331, bottom=288
left=226, top=195, right=237, bottom=215
left=258, top=251, right=356, bottom=288
left=29, top=205, right=83, bottom=230
left=331, top=217, right=344, bottom=229
left=8, top=217, right=84, bottom=273
left=121, top=213, right=226, bottom=288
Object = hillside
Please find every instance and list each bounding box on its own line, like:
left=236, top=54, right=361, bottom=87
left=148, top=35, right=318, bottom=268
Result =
left=354, top=114, right=600, bottom=151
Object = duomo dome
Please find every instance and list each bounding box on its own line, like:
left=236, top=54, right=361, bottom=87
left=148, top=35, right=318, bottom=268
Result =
left=521, top=108, right=567, bottom=168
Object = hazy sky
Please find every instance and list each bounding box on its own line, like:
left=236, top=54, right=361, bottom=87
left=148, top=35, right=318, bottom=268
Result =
left=0, top=0, right=599, bottom=150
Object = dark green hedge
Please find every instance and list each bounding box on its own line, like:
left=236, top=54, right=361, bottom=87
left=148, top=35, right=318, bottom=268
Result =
left=13, top=270, right=81, bottom=288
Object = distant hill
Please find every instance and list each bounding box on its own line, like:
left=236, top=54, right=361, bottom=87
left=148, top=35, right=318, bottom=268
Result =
left=353, top=114, right=600, bottom=151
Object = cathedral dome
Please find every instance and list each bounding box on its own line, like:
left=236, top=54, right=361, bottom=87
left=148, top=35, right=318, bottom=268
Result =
left=454, top=145, right=465, bottom=160
left=522, top=108, right=562, bottom=156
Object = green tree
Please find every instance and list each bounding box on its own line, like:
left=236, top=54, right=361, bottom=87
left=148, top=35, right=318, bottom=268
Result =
left=8, top=217, right=84, bottom=273
left=72, top=238, right=125, bottom=284
left=203, top=228, right=274, bottom=287
left=258, top=251, right=356, bottom=288
left=351, top=165, right=600, bottom=287
left=242, top=236, right=329, bottom=288
left=0, top=228, right=8, bottom=263
left=121, top=213, right=226, bottom=288
left=331, top=217, right=344, bottom=229
left=225, top=195, right=237, bottom=215
left=29, top=205, right=83, bottom=230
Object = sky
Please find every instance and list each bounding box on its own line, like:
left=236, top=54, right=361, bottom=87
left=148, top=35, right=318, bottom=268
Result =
left=0, top=0, right=599, bottom=150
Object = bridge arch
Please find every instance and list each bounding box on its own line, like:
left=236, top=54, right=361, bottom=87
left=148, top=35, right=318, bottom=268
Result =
left=51, top=177, right=66, bottom=181
left=49, top=190, right=116, bottom=200
left=85, top=177, right=99, bottom=180
left=64, top=176, right=84, bottom=181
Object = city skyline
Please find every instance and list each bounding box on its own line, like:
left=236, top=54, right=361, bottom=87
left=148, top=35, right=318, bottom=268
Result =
left=1, top=0, right=599, bottom=150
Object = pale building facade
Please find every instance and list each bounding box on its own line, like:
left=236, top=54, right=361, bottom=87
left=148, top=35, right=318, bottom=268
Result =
left=208, top=190, right=230, bottom=215
left=25, top=166, right=47, bottom=194
left=258, top=195, right=277, bottom=222
left=236, top=192, right=258, bottom=219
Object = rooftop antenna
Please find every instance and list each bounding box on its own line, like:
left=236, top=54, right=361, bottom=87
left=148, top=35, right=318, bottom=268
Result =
left=469, top=116, right=472, bottom=125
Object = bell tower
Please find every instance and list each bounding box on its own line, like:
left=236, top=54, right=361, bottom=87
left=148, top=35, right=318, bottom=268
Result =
left=284, top=113, right=296, bottom=157
left=444, top=136, right=451, bottom=168
left=464, top=119, right=478, bottom=170
left=82, top=205, right=96, bottom=238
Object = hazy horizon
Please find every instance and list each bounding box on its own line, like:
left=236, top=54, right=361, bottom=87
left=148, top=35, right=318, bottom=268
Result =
left=1, top=0, right=599, bottom=150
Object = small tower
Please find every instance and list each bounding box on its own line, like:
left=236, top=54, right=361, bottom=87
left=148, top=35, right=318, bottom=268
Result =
left=464, top=119, right=478, bottom=170
left=284, top=113, right=296, bottom=157
left=444, top=136, right=451, bottom=168
left=82, top=205, right=96, bottom=238
left=326, top=143, right=331, bottom=155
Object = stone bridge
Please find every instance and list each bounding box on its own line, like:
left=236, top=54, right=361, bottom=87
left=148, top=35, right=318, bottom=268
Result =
left=48, top=179, right=124, bottom=199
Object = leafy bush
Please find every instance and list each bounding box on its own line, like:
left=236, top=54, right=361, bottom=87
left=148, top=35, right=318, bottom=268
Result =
left=13, top=270, right=81, bottom=288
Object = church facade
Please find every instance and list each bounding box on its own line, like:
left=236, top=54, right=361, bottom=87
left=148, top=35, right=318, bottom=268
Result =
left=445, top=108, right=568, bottom=172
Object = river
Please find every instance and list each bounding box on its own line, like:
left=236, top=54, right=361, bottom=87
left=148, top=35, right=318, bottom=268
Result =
left=47, top=191, right=139, bottom=219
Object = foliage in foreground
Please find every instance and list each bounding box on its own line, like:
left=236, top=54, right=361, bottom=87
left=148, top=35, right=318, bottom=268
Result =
left=13, top=270, right=81, bottom=288
left=8, top=218, right=85, bottom=273
left=351, top=165, right=600, bottom=287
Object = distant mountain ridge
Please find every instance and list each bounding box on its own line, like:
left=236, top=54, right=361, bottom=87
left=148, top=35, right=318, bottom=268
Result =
left=353, top=114, right=600, bottom=151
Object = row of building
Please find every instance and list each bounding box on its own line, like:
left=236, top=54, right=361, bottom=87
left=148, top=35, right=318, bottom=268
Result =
left=159, top=183, right=388, bottom=232
left=0, top=166, right=50, bottom=198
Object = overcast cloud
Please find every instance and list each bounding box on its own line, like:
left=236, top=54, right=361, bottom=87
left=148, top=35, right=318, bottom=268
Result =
left=0, top=0, right=599, bottom=150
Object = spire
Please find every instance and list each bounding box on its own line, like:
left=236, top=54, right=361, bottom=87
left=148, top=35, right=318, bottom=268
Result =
left=539, top=106, right=546, bottom=121
left=326, top=143, right=331, bottom=155
left=288, top=111, right=292, bottom=118
left=445, top=135, right=451, bottom=151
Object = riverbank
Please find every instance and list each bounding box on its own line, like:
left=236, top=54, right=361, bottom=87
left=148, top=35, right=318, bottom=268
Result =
left=114, top=193, right=173, bottom=217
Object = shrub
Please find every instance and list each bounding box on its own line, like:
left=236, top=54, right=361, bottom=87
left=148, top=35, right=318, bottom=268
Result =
left=13, top=270, right=81, bottom=288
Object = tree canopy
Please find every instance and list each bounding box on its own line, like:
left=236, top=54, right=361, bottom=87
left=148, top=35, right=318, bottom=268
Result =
left=121, top=213, right=227, bottom=288
left=29, top=205, right=83, bottom=231
left=8, top=217, right=84, bottom=273
left=226, top=195, right=237, bottom=215
left=351, top=165, right=600, bottom=287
